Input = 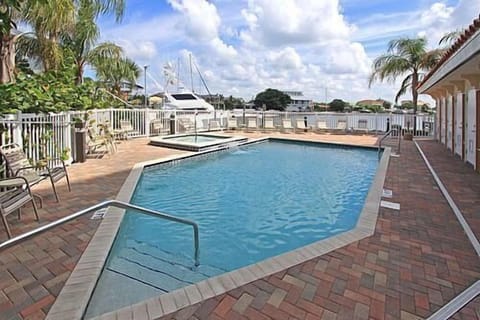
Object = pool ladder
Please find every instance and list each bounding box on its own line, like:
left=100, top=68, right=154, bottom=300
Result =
left=0, top=200, right=201, bottom=266
left=378, top=128, right=401, bottom=158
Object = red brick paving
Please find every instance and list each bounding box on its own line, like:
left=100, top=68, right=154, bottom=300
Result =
left=0, top=135, right=479, bottom=320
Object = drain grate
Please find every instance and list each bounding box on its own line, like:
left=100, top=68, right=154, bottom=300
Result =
left=382, top=189, right=393, bottom=198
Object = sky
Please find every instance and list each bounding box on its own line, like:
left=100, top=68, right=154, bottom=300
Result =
left=96, top=0, right=480, bottom=104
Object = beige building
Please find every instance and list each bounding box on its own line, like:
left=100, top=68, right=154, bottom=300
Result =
left=418, top=15, right=480, bottom=173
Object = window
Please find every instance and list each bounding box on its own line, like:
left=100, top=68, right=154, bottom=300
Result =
left=171, top=94, right=198, bottom=100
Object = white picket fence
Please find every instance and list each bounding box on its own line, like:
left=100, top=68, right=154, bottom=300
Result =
left=0, top=109, right=435, bottom=164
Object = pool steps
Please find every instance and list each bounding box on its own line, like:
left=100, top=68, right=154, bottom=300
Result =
left=85, top=240, right=224, bottom=317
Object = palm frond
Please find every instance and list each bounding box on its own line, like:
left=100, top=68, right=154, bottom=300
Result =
left=369, top=54, right=410, bottom=87
left=87, top=42, right=122, bottom=64
left=439, top=30, right=462, bottom=46
left=419, top=48, right=444, bottom=70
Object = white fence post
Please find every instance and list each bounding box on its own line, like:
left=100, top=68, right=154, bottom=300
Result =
left=14, top=110, right=23, bottom=148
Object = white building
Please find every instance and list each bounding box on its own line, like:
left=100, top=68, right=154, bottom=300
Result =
left=283, top=91, right=313, bottom=112
left=418, top=15, right=480, bottom=173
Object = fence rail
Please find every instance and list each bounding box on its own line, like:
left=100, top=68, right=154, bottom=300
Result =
left=0, top=109, right=435, bottom=163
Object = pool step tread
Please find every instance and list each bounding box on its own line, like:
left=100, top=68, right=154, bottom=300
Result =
left=126, top=240, right=226, bottom=275
left=108, top=244, right=224, bottom=293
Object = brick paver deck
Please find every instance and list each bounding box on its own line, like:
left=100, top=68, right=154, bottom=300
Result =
left=0, top=133, right=479, bottom=320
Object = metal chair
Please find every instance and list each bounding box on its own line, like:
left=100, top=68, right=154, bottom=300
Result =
left=0, top=143, right=71, bottom=202
left=0, top=176, right=39, bottom=239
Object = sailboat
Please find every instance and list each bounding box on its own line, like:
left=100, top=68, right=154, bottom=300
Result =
left=161, top=60, right=215, bottom=112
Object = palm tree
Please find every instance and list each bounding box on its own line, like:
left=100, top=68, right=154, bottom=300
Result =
left=93, top=56, right=141, bottom=96
left=62, top=0, right=123, bottom=84
left=369, top=37, right=443, bottom=115
left=9, top=0, right=125, bottom=77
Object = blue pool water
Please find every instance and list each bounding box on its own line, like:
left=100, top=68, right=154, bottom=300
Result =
left=86, top=141, right=379, bottom=316
left=115, top=140, right=378, bottom=270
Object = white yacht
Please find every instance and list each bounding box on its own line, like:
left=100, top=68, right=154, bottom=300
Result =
left=161, top=60, right=215, bottom=112
left=163, top=91, right=215, bottom=112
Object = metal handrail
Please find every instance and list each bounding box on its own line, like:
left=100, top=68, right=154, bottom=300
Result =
left=378, top=128, right=401, bottom=157
left=0, top=200, right=200, bottom=266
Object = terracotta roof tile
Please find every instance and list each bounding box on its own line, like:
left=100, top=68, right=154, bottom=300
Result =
left=419, top=15, right=480, bottom=89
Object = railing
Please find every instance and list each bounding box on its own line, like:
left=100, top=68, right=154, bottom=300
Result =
left=0, top=109, right=435, bottom=164
left=378, top=128, right=401, bottom=157
left=0, top=200, right=201, bottom=266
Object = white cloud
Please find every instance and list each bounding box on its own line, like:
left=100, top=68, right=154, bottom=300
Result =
left=240, top=0, right=352, bottom=47
left=268, top=47, right=303, bottom=70
left=116, top=40, right=157, bottom=60
left=167, top=0, right=221, bottom=42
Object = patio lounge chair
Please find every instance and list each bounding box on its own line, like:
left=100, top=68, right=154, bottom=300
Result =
left=295, top=119, right=311, bottom=133
left=316, top=120, right=328, bottom=133
left=0, top=143, right=71, bottom=202
left=355, top=119, right=369, bottom=134
left=245, top=118, right=257, bottom=132
left=263, top=118, right=276, bottom=132
left=334, top=120, right=347, bottom=133
left=178, top=118, right=195, bottom=132
left=227, top=118, right=238, bottom=130
left=86, top=127, right=113, bottom=156
left=281, top=119, right=294, bottom=133
left=150, top=119, right=168, bottom=136
left=120, top=120, right=140, bottom=139
left=209, top=120, right=221, bottom=131
left=0, top=176, right=39, bottom=238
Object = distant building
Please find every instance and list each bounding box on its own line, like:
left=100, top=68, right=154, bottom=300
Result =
left=282, top=91, right=313, bottom=111
left=356, top=99, right=388, bottom=108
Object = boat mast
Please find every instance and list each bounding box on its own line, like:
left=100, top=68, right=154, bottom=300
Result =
left=176, top=57, right=180, bottom=91
left=189, top=53, right=194, bottom=93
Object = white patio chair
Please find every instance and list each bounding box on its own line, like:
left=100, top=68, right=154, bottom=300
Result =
left=334, top=120, right=347, bottom=133
left=263, top=118, right=276, bottom=132
left=245, top=118, right=258, bottom=132
left=355, top=119, right=369, bottom=134
left=295, top=119, right=311, bottom=133
left=316, top=120, right=328, bottom=133
left=227, top=118, right=238, bottom=130
left=281, top=119, right=294, bottom=133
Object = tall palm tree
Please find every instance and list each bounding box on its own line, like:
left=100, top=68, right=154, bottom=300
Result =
left=369, top=37, right=443, bottom=115
left=63, top=0, right=123, bottom=84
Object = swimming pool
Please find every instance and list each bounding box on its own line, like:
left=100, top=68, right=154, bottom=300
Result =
left=85, top=140, right=381, bottom=317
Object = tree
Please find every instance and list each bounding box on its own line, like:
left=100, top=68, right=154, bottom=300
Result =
left=18, top=0, right=125, bottom=73
left=382, top=100, right=392, bottom=110
left=93, top=56, right=141, bottom=96
left=63, top=0, right=123, bottom=84
left=224, top=95, right=245, bottom=110
left=328, top=99, right=349, bottom=112
left=369, top=37, right=443, bottom=115
left=254, top=88, right=291, bottom=111
left=0, top=0, right=24, bottom=83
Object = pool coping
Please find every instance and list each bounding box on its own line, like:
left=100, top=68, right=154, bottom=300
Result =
left=46, top=138, right=390, bottom=320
